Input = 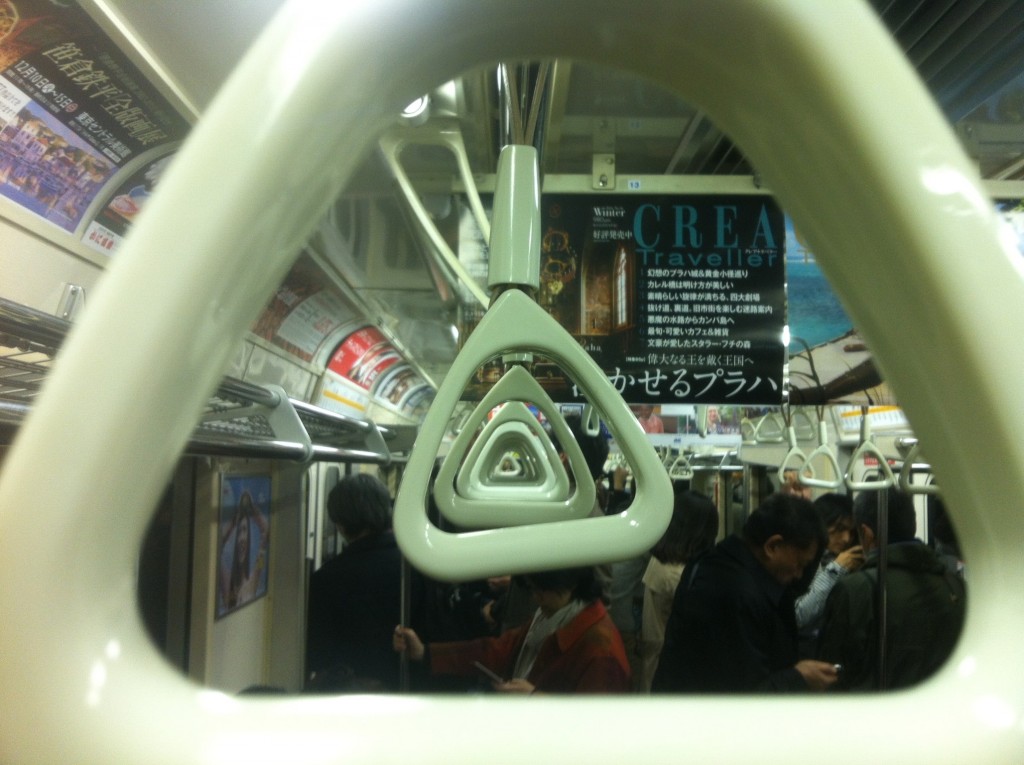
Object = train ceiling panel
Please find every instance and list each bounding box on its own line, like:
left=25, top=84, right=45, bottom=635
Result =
left=91, top=0, right=1024, bottom=386
left=99, top=0, right=1024, bottom=179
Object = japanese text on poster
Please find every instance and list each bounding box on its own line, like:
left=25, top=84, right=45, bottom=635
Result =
left=461, top=194, right=787, bottom=404
left=0, top=1, right=189, bottom=233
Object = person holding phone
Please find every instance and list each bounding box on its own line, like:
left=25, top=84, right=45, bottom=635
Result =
left=393, top=566, right=630, bottom=694
left=794, top=493, right=864, bottom=657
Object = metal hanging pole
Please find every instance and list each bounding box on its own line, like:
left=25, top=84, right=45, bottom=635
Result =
left=876, top=486, right=889, bottom=691
left=399, top=556, right=411, bottom=692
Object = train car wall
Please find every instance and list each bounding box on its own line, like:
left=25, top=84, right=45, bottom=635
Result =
left=187, top=457, right=307, bottom=693
left=0, top=217, right=103, bottom=314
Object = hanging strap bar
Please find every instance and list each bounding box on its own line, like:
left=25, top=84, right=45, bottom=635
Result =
left=777, top=424, right=812, bottom=487
left=845, top=407, right=896, bottom=490
left=435, top=367, right=591, bottom=525
left=752, top=410, right=786, bottom=443
left=801, top=419, right=844, bottom=489
left=394, top=144, right=672, bottom=581
left=486, top=144, right=541, bottom=291
left=898, top=440, right=941, bottom=496
left=453, top=400, right=571, bottom=501
left=791, top=408, right=817, bottom=442
left=669, top=452, right=695, bottom=481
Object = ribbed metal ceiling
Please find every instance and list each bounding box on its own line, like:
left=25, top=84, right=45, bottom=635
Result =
left=493, top=0, right=1024, bottom=181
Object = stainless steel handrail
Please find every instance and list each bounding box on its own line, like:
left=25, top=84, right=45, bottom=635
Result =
left=0, top=297, right=391, bottom=462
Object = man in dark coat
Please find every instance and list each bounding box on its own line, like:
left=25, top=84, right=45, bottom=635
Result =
left=652, top=493, right=839, bottom=693
left=306, top=473, right=412, bottom=692
left=817, top=488, right=966, bottom=691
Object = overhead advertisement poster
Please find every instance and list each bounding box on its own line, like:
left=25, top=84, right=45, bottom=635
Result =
left=461, top=194, right=787, bottom=405
left=0, top=0, right=189, bottom=235
left=82, top=151, right=174, bottom=254
left=318, top=326, right=434, bottom=420
left=784, top=199, right=1024, bottom=406
left=250, top=253, right=358, bottom=364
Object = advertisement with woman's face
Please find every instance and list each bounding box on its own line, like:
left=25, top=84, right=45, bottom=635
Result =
left=216, top=475, right=271, bottom=619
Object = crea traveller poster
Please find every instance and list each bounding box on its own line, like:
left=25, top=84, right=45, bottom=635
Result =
left=460, top=194, right=787, bottom=405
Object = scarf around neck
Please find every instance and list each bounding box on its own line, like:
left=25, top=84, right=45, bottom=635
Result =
left=513, top=598, right=588, bottom=679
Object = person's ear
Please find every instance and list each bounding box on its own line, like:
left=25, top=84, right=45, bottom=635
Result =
left=763, top=533, right=785, bottom=559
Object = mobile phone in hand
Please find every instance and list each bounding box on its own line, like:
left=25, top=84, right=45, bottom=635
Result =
left=473, top=661, right=504, bottom=684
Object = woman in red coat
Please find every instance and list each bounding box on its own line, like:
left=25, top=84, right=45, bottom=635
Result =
left=394, top=567, right=630, bottom=694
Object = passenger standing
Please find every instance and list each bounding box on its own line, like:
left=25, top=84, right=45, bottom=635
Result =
left=816, top=488, right=966, bottom=691
left=651, top=493, right=838, bottom=693
left=393, top=566, right=630, bottom=694
left=794, top=492, right=864, bottom=656
left=634, top=405, right=665, bottom=434
left=305, top=473, right=412, bottom=692
left=636, top=489, right=718, bottom=692
left=490, top=414, right=616, bottom=633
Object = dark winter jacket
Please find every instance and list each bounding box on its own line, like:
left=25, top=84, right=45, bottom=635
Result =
left=306, top=531, right=409, bottom=691
left=817, top=540, right=966, bottom=691
left=652, top=534, right=808, bottom=693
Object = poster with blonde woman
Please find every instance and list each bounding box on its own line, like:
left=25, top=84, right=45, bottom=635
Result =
left=217, top=475, right=271, bottom=618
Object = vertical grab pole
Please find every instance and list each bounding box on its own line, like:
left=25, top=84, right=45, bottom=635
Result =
left=399, top=556, right=411, bottom=692
left=876, top=488, right=889, bottom=691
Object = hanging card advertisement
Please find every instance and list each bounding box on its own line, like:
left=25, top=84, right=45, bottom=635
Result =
left=319, top=325, right=434, bottom=419
left=785, top=199, right=1024, bottom=405
left=783, top=214, right=883, bottom=405
left=0, top=1, right=190, bottom=234
left=250, top=253, right=359, bottom=364
left=460, top=194, right=787, bottom=405
left=82, top=151, right=174, bottom=254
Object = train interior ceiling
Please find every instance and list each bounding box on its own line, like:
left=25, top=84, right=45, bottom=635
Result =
left=0, top=0, right=1021, bottom=697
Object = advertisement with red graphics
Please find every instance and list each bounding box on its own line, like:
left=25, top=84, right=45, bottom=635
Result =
left=319, top=327, right=433, bottom=419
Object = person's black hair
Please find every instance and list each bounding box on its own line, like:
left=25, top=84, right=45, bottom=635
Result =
left=853, top=487, right=916, bottom=543
left=742, top=492, right=825, bottom=550
left=651, top=490, right=719, bottom=564
left=327, top=473, right=392, bottom=538
left=238, top=684, right=287, bottom=695
left=813, top=492, right=854, bottom=530
left=556, top=414, right=609, bottom=481
left=514, top=566, right=602, bottom=603
left=929, top=497, right=961, bottom=557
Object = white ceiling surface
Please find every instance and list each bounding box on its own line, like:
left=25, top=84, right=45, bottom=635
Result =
left=102, top=0, right=285, bottom=113
left=90, top=1, right=1024, bottom=391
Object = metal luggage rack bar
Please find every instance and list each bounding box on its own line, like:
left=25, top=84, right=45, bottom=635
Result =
left=0, top=297, right=393, bottom=463
left=684, top=449, right=744, bottom=472
left=0, top=299, right=61, bottom=432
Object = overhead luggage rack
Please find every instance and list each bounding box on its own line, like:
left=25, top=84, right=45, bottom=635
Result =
left=0, top=297, right=393, bottom=463
left=0, top=299, right=61, bottom=434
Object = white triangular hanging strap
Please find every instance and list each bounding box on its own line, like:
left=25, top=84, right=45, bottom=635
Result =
left=394, top=292, right=673, bottom=580
left=448, top=396, right=572, bottom=503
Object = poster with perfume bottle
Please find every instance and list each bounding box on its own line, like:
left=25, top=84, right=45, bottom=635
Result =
left=460, top=193, right=787, bottom=405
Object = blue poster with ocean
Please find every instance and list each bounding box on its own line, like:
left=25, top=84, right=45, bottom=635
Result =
left=784, top=215, right=881, bottom=404
left=785, top=215, right=853, bottom=350
left=785, top=201, right=1022, bottom=404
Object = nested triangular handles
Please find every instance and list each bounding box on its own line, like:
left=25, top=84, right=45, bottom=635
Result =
left=393, top=290, right=674, bottom=580
left=438, top=384, right=583, bottom=520
left=394, top=144, right=672, bottom=580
